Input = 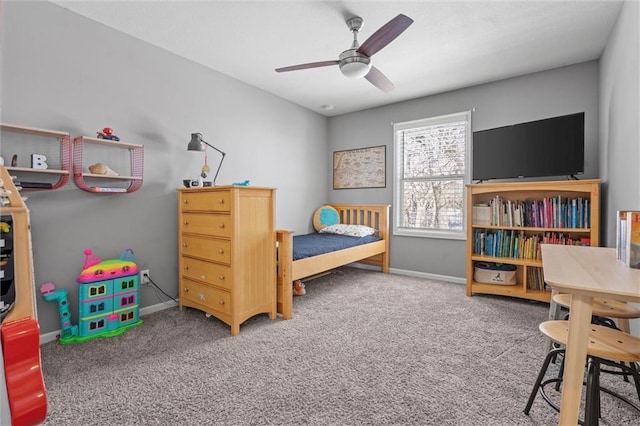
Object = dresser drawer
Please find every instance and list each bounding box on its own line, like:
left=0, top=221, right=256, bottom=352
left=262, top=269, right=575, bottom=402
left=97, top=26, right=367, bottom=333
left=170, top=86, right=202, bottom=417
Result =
left=181, top=213, right=231, bottom=238
left=181, top=235, right=231, bottom=264
left=181, top=278, right=231, bottom=316
left=180, top=191, right=231, bottom=212
left=182, top=256, right=232, bottom=290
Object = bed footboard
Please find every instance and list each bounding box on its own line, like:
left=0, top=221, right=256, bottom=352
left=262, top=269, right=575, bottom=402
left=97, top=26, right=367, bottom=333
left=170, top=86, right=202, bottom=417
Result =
left=276, top=230, right=294, bottom=320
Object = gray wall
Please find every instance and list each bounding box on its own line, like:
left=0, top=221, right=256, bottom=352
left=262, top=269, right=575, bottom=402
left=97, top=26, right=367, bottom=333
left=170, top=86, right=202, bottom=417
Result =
left=2, top=2, right=329, bottom=334
left=600, top=0, right=640, bottom=245
left=599, top=0, right=639, bottom=336
left=328, top=62, right=600, bottom=279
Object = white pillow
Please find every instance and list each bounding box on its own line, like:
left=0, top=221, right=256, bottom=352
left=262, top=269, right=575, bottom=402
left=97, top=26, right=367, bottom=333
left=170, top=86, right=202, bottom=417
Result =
left=319, top=224, right=376, bottom=237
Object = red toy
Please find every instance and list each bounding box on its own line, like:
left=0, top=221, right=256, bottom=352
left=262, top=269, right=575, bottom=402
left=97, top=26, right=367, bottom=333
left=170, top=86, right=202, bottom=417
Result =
left=1, top=318, right=47, bottom=426
left=96, top=127, right=120, bottom=141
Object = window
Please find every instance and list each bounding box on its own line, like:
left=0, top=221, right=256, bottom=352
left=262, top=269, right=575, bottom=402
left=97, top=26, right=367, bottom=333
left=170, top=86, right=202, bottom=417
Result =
left=393, top=111, right=471, bottom=239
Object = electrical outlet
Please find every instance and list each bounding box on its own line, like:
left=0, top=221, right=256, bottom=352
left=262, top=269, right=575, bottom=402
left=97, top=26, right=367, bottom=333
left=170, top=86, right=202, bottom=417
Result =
left=140, top=269, right=150, bottom=285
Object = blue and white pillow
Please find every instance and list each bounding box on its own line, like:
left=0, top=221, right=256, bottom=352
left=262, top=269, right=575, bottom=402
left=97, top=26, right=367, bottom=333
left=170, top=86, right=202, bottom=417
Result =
left=319, top=224, right=377, bottom=237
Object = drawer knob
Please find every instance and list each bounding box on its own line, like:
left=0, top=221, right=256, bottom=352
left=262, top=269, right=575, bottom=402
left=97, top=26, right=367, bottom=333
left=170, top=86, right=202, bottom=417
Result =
left=183, top=199, right=189, bottom=204
left=218, top=199, right=225, bottom=205
left=201, top=274, right=206, bottom=280
left=218, top=248, right=224, bottom=254
left=184, top=288, right=189, bottom=293
left=183, top=242, right=188, bottom=247
left=219, top=275, right=225, bottom=281
left=184, top=265, right=189, bottom=270
left=218, top=223, right=225, bottom=229
left=183, top=220, right=189, bottom=225
left=219, top=300, right=225, bottom=305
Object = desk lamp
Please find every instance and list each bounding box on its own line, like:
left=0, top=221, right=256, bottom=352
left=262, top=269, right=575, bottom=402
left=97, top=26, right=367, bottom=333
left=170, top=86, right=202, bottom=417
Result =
left=187, top=133, right=226, bottom=186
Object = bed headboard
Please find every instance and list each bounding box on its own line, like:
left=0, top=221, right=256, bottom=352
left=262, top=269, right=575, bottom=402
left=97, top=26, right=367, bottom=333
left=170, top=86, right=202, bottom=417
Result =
left=330, top=204, right=389, bottom=241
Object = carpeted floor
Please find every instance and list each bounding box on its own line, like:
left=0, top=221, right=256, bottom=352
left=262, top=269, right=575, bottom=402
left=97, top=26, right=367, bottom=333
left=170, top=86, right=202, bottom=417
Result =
left=40, top=267, right=639, bottom=425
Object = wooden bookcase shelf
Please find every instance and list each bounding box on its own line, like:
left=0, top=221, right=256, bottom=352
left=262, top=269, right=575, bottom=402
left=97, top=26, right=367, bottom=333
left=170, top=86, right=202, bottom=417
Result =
left=0, top=166, right=36, bottom=322
left=73, top=136, right=144, bottom=194
left=0, top=123, right=71, bottom=191
left=466, top=179, right=601, bottom=303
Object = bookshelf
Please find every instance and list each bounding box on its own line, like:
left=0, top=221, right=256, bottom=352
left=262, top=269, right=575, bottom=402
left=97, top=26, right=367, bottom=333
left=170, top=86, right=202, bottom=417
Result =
left=72, top=136, right=144, bottom=194
left=466, top=179, right=600, bottom=303
left=0, top=123, right=71, bottom=191
left=0, top=166, right=36, bottom=322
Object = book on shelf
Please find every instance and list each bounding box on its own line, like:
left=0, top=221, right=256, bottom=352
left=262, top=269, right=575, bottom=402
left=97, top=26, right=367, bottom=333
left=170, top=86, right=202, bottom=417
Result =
left=14, top=181, right=53, bottom=189
left=472, top=204, right=491, bottom=225
left=486, top=195, right=590, bottom=228
left=90, top=187, right=127, bottom=193
left=472, top=228, right=587, bottom=260
left=617, top=210, right=640, bottom=269
left=526, top=266, right=549, bottom=292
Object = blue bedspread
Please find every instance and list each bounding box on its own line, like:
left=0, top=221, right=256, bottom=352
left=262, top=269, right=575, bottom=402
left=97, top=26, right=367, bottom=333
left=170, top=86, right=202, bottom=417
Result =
left=292, top=233, right=381, bottom=261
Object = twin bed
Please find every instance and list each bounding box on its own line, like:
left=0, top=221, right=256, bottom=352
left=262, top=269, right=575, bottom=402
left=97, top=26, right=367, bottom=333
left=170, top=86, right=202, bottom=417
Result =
left=276, top=204, right=390, bottom=319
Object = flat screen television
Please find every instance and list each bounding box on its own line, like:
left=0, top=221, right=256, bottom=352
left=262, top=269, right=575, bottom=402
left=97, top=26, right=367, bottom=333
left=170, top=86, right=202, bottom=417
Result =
left=472, top=112, right=584, bottom=181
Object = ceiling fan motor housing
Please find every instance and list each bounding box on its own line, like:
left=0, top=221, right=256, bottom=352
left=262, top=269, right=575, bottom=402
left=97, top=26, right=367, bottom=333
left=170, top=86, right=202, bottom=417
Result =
left=339, top=50, right=371, bottom=79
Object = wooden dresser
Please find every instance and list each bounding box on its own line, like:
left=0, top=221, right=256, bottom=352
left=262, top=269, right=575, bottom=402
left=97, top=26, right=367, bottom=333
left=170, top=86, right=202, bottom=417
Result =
left=177, top=186, right=276, bottom=335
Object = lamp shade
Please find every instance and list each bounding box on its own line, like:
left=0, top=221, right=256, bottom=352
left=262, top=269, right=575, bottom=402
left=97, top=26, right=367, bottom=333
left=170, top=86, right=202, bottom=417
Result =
left=187, top=133, right=205, bottom=151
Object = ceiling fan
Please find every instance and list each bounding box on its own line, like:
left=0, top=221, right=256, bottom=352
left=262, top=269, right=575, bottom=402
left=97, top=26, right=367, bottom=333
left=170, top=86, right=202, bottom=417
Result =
left=275, top=14, right=414, bottom=92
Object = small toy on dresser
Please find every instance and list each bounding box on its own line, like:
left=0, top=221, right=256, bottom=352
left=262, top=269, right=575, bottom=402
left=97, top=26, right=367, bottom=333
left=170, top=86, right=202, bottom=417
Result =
left=39, top=248, right=143, bottom=344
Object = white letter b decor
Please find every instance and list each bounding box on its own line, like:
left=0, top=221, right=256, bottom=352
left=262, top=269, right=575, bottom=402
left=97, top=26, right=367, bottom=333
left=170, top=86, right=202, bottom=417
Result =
left=31, top=153, right=48, bottom=169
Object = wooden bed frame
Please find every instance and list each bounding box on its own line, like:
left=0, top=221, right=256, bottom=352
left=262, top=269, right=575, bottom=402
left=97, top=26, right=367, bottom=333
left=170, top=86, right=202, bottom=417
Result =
left=276, top=204, right=390, bottom=319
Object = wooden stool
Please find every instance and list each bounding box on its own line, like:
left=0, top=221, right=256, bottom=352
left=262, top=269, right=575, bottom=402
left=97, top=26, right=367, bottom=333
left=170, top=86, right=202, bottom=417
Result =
left=524, top=320, right=640, bottom=425
left=552, top=293, right=640, bottom=333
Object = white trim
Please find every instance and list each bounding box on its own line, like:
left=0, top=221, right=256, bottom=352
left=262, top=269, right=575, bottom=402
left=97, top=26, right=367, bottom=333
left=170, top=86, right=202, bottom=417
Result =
left=394, top=228, right=466, bottom=240
left=350, top=262, right=465, bottom=285
left=39, top=300, right=178, bottom=345
left=139, top=300, right=178, bottom=316
left=388, top=267, right=466, bottom=285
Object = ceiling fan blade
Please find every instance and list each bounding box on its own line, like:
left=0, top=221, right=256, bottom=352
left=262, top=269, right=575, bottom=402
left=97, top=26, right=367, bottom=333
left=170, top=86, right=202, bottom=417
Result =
left=357, top=14, right=414, bottom=58
left=365, top=66, right=394, bottom=92
left=275, top=60, right=339, bottom=72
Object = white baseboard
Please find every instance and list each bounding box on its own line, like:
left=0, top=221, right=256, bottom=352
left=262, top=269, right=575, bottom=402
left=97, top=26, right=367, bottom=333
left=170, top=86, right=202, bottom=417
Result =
left=139, top=300, right=178, bottom=316
left=39, top=300, right=178, bottom=345
left=389, top=267, right=466, bottom=285
left=350, top=262, right=466, bottom=285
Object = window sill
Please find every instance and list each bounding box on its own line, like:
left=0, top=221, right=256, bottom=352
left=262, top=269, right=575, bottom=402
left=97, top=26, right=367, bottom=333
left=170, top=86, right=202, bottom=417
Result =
left=393, top=228, right=466, bottom=240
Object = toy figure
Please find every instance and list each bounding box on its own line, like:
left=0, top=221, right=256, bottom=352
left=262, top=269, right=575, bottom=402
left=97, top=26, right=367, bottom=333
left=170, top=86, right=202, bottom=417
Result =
left=96, top=127, right=120, bottom=141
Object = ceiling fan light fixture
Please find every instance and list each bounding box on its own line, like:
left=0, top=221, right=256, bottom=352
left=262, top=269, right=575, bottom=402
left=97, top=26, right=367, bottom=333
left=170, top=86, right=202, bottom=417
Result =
left=340, top=61, right=371, bottom=79
left=339, top=55, right=371, bottom=79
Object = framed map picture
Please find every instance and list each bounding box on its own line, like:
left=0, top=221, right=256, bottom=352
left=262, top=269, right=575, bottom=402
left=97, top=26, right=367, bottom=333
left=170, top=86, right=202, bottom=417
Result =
left=333, top=145, right=386, bottom=189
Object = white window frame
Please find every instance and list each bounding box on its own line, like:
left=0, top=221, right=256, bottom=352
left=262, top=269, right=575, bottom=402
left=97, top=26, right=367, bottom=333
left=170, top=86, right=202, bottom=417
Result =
left=393, top=110, right=472, bottom=240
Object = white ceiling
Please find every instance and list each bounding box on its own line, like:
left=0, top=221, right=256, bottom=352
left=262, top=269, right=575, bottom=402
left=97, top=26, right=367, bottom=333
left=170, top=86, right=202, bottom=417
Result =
left=48, top=0, right=624, bottom=117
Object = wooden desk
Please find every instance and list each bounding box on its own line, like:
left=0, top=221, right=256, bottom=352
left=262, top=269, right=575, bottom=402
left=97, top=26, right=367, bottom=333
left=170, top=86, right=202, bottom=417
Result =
left=541, top=244, right=640, bottom=425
